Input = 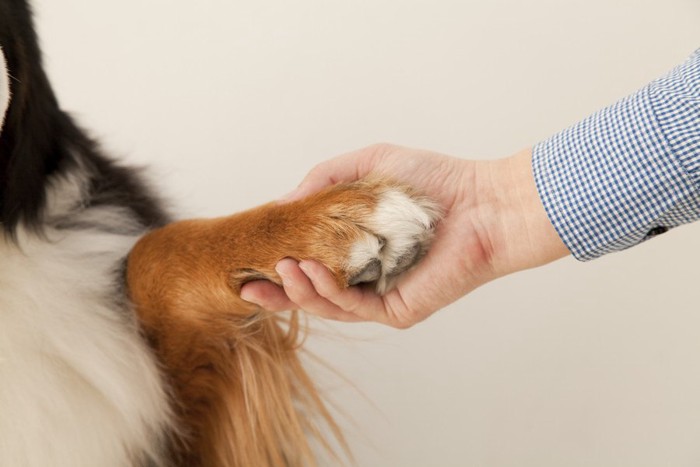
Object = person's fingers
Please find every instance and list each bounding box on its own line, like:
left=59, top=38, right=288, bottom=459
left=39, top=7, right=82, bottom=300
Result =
left=240, top=280, right=296, bottom=311
left=258, top=258, right=427, bottom=328
left=239, top=276, right=363, bottom=322
left=298, top=260, right=369, bottom=314
left=275, top=259, right=364, bottom=322
left=297, top=259, right=412, bottom=326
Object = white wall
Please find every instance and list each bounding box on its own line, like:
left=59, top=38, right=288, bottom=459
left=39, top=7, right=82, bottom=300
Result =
left=33, top=1, right=700, bottom=465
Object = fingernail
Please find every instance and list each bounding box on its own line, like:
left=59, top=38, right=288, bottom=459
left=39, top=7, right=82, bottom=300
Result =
left=239, top=288, right=256, bottom=303
left=298, top=261, right=312, bottom=275
left=275, top=259, right=295, bottom=286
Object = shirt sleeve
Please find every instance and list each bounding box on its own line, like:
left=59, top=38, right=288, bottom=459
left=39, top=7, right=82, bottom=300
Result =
left=532, top=49, right=700, bottom=261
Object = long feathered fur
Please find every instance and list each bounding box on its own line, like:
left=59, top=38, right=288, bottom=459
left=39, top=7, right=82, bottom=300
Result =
left=0, top=2, right=352, bottom=464
left=0, top=2, right=439, bottom=465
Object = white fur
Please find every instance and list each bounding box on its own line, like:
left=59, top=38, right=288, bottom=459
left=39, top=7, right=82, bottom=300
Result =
left=0, top=171, right=172, bottom=466
left=0, top=48, right=9, bottom=133
left=346, top=234, right=383, bottom=271
left=348, top=188, right=440, bottom=293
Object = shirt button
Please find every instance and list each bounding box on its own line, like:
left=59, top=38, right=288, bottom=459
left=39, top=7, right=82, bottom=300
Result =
left=645, top=226, right=669, bottom=238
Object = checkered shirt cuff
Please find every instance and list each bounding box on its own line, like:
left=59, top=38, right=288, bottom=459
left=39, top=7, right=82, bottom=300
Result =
left=533, top=49, right=700, bottom=261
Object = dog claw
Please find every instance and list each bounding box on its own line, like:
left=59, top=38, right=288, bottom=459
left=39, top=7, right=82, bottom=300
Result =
left=348, top=258, right=382, bottom=286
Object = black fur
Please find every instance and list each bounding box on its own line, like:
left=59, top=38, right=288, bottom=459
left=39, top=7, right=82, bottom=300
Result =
left=0, top=0, right=169, bottom=236
left=0, top=2, right=176, bottom=464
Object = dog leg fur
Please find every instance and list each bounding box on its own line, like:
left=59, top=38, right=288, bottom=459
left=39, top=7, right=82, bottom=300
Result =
left=126, top=178, right=439, bottom=466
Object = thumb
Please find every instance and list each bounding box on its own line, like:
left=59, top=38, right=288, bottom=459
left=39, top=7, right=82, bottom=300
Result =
left=280, top=145, right=382, bottom=203
left=280, top=170, right=336, bottom=203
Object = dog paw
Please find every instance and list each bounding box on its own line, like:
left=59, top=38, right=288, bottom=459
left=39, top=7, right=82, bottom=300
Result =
left=339, top=181, right=441, bottom=294
left=225, top=179, right=440, bottom=300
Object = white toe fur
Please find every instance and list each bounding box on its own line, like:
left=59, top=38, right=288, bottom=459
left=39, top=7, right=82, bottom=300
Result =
left=347, top=233, right=383, bottom=272
left=347, top=186, right=440, bottom=294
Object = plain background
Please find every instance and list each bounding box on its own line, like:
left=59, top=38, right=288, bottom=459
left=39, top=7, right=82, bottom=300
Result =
left=33, top=1, right=700, bottom=465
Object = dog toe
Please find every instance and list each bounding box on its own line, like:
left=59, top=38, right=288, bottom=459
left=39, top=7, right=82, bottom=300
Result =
left=348, top=258, right=382, bottom=286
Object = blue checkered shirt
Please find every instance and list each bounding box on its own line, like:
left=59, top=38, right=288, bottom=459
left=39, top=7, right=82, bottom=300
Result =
left=533, top=49, right=700, bottom=261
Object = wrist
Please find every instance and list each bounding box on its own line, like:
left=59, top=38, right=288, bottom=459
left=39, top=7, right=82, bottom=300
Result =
left=475, top=148, right=569, bottom=278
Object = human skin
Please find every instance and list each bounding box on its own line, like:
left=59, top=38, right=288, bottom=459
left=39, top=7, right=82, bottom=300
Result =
left=241, top=144, right=570, bottom=328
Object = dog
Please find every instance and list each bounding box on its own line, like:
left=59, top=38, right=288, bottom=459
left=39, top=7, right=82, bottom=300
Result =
left=0, top=1, right=439, bottom=465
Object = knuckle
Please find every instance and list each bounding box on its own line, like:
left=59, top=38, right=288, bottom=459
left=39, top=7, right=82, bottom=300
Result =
left=285, top=281, right=316, bottom=304
left=335, top=286, right=364, bottom=313
left=306, top=163, right=327, bottom=179
left=318, top=285, right=340, bottom=302
left=392, top=320, right=414, bottom=330
left=385, top=298, right=421, bottom=329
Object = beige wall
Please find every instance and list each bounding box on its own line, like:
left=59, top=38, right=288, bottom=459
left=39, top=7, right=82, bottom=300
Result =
left=35, top=0, right=700, bottom=465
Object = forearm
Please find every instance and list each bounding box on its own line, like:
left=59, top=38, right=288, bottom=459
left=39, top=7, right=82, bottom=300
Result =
left=473, top=149, right=569, bottom=280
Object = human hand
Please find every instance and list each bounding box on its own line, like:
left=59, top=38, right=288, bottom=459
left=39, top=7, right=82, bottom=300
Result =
left=241, top=144, right=569, bottom=328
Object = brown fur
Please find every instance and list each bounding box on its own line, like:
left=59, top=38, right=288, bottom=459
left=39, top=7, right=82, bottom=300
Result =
left=126, top=180, right=394, bottom=466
